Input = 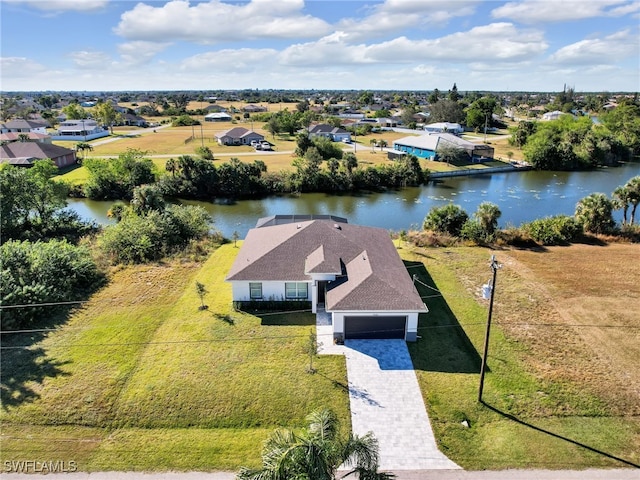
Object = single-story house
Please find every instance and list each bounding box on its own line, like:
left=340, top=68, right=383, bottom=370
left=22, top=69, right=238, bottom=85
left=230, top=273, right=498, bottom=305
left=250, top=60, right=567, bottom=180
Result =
left=52, top=119, right=109, bottom=141
left=226, top=215, right=427, bottom=342
left=216, top=127, right=264, bottom=146
left=0, top=142, right=76, bottom=168
left=541, top=110, right=566, bottom=121
left=0, top=131, right=51, bottom=143
left=242, top=104, right=267, bottom=113
left=120, top=113, right=148, bottom=127
left=423, top=122, right=464, bottom=134
left=308, top=124, right=352, bottom=143
left=393, top=133, right=494, bottom=161
left=1, top=119, right=49, bottom=135
left=205, top=112, right=232, bottom=122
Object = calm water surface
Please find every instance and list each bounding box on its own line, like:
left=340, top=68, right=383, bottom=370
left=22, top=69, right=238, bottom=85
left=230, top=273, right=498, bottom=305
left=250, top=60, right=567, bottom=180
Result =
left=67, top=163, right=640, bottom=238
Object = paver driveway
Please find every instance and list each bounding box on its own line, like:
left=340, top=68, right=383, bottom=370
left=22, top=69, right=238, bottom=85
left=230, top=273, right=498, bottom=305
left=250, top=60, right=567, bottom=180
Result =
left=344, top=339, right=460, bottom=470
left=318, top=318, right=459, bottom=471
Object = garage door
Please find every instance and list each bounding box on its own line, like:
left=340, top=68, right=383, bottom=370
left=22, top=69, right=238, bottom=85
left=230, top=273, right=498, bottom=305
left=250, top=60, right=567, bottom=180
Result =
left=344, top=316, right=406, bottom=339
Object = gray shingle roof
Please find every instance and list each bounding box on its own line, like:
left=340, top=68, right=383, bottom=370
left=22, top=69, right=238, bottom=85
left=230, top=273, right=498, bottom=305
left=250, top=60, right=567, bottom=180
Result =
left=0, top=142, right=74, bottom=160
left=226, top=220, right=426, bottom=312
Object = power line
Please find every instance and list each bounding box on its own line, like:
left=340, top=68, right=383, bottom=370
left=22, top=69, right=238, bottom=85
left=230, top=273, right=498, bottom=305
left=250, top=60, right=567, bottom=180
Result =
left=0, top=300, right=88, bottom=310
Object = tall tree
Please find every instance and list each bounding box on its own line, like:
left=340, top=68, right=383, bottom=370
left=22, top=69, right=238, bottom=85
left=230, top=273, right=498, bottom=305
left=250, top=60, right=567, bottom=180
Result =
left=612, top=185, right=632, bottom=225
left=474, top=202, right=502, bottom=238
left=448, top=83, right=461, bottom=102
left=625, top=176, right=640, bottom=224
left=238, top=409, right=392, bottom=480
left=92, top=102, right=120, bottom=134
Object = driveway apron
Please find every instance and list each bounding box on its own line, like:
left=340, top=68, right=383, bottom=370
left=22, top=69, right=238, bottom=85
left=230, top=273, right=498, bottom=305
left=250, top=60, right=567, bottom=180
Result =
left=342, top=339, right=460, bottom=471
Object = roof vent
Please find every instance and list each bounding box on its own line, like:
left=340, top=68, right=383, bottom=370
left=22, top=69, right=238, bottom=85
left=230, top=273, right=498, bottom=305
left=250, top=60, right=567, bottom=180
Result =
left=334, top=224, right=341, bottom=230
left=297, top=224, right=301, bottom=229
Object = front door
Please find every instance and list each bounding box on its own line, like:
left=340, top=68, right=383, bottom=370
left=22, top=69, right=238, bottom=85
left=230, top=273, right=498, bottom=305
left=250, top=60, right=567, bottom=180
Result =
left=317, top=281, right=327, bottom=304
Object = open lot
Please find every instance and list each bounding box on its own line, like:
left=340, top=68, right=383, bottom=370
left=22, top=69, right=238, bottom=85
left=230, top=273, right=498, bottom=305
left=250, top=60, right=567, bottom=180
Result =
left=2, top=241, right=638, bottom=471
left=404, top=242, right=640, bottom=469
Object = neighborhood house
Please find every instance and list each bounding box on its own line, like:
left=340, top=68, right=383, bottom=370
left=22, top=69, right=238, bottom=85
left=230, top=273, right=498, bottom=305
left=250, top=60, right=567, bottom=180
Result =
left=216, top=127, right=264, bottom=146
left=392, top=133, right=494, bottom=162
left=307, top=124, right=352, bottom=143
left=52, top=119, right=109, bottom=141
left=0, top=142, right=76, bottom=168
left=226, top=215, right=427, bottom=342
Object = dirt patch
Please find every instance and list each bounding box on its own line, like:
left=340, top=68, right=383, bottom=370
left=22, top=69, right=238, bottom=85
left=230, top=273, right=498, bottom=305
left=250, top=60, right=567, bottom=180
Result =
left=500, top=244, right=640, bottom=414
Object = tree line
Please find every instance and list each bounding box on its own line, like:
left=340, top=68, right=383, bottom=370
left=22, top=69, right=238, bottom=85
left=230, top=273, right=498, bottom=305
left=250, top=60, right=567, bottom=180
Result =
left=0, top=160, right=219, bottom=330
left=420, top=176, right=640, bottom=246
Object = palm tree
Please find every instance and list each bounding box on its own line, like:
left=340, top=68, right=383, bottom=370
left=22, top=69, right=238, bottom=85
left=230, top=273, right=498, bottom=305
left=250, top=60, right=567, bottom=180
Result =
left=370, top=138, right=377, bottom=152
left=611, top=185, right=631, bottom=225
left=237, top=409, right=393, bottom=480
left=75, top=141, right=93, bottom=159
left=625, top=176, right=640, bottom=224
left=474, top=202, right=501, bottom=238
left=575, top=193, right=615, bottom=234
left=378, top=139, right=388, bottom=152
left=165, top=157, right=177, bottom=177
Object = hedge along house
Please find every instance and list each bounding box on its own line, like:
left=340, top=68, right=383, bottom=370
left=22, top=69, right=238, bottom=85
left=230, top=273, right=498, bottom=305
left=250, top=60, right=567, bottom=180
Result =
left=225, top=215, right=427, bottom=341
left=392, top=133, right=494, bottom=162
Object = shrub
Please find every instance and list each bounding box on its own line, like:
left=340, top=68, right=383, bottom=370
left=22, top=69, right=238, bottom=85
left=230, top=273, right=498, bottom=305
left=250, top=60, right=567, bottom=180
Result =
left=1, top=239, right=103, bottom=329
left=459, top=219, right=486, bottom=243
left=523, top=215, right=582, bottom=245
left=423, top=204, right=469, bottom=236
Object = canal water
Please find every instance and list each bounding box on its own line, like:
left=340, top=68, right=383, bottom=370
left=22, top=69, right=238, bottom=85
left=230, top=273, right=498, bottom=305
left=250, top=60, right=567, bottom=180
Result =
left=67, top=163, right=640, bottom=238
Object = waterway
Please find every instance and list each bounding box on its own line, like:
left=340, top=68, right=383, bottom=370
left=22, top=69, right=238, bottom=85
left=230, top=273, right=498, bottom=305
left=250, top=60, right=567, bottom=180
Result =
left=67, top=162, right=640, bottom=238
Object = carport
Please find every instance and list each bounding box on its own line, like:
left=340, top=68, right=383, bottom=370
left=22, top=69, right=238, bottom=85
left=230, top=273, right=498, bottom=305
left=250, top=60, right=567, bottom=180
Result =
left=344, top=315, right=407, bottom=339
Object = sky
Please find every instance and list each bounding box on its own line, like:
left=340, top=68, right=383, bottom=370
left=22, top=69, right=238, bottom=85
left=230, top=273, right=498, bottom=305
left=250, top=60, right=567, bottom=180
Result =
left=1, top=0, right=639, bottom=93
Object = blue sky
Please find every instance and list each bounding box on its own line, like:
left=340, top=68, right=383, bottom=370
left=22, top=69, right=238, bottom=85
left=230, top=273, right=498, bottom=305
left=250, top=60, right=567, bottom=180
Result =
left=1, top=0, right=639, bottom=92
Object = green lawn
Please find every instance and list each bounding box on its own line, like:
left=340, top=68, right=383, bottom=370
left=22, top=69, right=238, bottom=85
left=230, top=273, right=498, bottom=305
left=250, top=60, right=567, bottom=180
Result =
left=1, top=244, right=349, bottom=471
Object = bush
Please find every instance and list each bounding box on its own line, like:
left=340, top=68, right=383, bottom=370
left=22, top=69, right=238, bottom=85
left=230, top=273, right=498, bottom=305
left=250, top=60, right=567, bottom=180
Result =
left=98, top=205, right=212, bottom=264
left=459, top=220, right=486, bottom=243
left=423, top=204, right=469, bottom=236
left=1, top=239, right=103, bottom=329
left=233, top=300, right=311, bottom=313
left=171, top=115, right=200, bottom=127
left=523, top=215, right=582, bottom=245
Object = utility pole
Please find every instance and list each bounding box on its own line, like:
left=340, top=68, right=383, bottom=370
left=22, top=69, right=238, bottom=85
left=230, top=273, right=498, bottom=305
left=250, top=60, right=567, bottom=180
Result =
left=478, top=255, right=499, bottom=402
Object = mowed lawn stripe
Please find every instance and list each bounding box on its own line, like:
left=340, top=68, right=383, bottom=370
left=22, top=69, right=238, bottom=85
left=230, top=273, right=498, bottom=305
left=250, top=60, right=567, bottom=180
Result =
left=1, top=263, right=202, bottom=427
left=113, top=243, right=350, bottom=430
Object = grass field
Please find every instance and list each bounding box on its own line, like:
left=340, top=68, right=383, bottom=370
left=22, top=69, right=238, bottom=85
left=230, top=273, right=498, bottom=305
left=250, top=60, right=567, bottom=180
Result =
left=2, top=241, right=638, bottom=471
left=1, top=244, right=349, bottom=471
left=403, top=242, right=640, bottom=469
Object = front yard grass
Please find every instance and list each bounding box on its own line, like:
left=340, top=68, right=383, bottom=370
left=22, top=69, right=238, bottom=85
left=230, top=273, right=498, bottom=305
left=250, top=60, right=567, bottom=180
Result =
left=1, top=244, right=349, bottom=471
left=402, top=244, right=640, bottom=470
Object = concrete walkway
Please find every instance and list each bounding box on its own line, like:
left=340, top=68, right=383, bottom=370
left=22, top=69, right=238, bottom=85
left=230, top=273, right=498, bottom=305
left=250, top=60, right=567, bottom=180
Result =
left=317, top=309, right=459, bottom=470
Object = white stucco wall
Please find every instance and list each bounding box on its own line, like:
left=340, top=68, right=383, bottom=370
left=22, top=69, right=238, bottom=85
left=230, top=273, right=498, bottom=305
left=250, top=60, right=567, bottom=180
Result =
left=230, top=281, right=312, bottom=302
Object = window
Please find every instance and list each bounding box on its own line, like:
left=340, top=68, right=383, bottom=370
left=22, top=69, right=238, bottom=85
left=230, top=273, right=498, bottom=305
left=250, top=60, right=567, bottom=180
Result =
left=249, top=283, right=262, bottom=299
left=285, top=282, right=308, bottom=299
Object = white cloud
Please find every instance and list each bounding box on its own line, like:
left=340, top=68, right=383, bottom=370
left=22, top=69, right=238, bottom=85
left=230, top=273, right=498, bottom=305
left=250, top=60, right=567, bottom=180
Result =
left=492, top=0, right=637, bottom=23
left=180, top=48, right=279, bottom=72
left=0, top=56, right=48, bottom=77
left=4, top=0, right=108, bottom=12
left=549, top=29, right=640, bottom=65
left=114, top=0, right=331, bottom=43
left=117, top=41, right=171, bottom=66
left=280, top=23, right=548, bottom=66
left=335, top=0, right=478, bottom=42
left=68, top=50, right=112, bottom=69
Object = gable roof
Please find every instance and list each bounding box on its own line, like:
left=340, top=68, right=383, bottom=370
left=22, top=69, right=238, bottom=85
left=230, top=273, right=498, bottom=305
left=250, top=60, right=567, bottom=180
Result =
left=309, top=124, right=349, bottom=135
left=3, top=119, right=49, bottom=130
left=226, top=219, right=426, bottom=312
left=0, top=142, right=74, bottom=160
left=217, top=127, right=263, bottom=139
